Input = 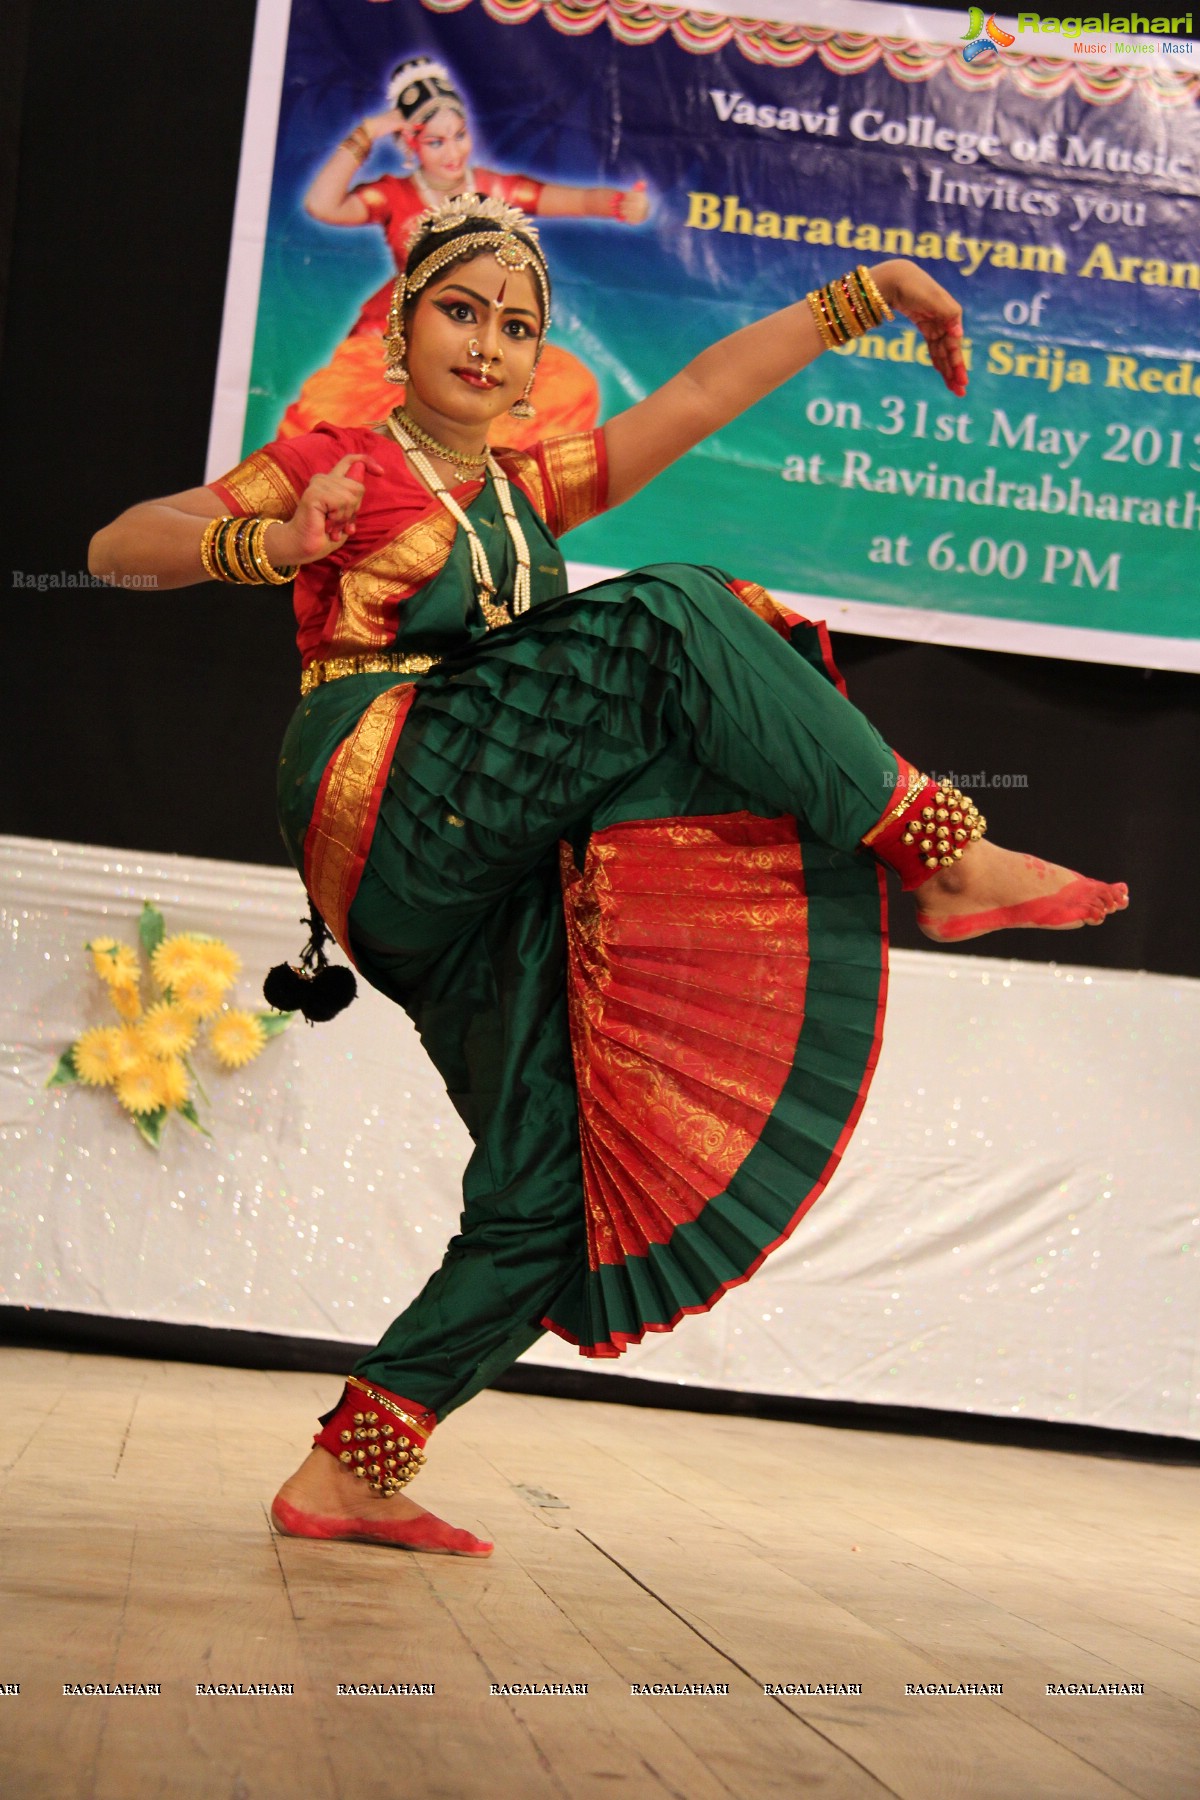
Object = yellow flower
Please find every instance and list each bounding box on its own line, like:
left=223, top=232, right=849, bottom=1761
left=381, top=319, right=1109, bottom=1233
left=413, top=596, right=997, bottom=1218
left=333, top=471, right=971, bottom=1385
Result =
left=156, top=1056, right=191, bottom=1110
left=112, top=1025, right=147, bottom=1070
left=140, top=1001, right=198, bottom=1059
left=73, top=1027, right=129, bottom=1087
left=89, top=939, right=139, bottom=985
left=115, top=1057, right=168, bottom=1115
left=208, top=1009, right=267, bottom=1070
left=109, top=981, right=143, bottom=1022
left=151, top=934, right=204, bottom=989
left=172, top=966, right=226, bottom=1020
left=187, top=939, right=242, bottom=989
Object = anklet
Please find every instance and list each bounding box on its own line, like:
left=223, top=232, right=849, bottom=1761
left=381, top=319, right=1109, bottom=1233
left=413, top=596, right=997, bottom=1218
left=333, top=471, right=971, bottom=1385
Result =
left=313, top=1378, right=434, bottom=1496
left=862, top=761, right=987, bottom=889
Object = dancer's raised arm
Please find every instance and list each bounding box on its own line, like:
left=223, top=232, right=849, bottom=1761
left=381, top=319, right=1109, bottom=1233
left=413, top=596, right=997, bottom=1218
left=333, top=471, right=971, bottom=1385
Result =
left=604, top=257, right=966, bottom=508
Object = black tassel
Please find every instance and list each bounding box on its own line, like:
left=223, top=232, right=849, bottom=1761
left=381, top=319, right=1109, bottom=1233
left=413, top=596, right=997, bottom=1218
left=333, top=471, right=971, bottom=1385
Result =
left=264, top=898, right=357, bottom=1024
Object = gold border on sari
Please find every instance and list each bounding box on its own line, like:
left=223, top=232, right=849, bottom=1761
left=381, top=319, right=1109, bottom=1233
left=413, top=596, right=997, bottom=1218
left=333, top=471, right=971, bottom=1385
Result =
left=303, top=685, right=417, bottom=959
left=726, top=577, right=797, bottom=639
left=328, top=508, right=459, bottom=655
left=492, top=446, right=547, bottom=521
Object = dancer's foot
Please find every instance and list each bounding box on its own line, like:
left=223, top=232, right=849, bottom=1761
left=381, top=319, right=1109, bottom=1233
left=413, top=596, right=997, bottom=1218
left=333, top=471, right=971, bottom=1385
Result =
left=270, top=1448, right=493, bottom=1556
left=915, top=840, right=1128, bottom=944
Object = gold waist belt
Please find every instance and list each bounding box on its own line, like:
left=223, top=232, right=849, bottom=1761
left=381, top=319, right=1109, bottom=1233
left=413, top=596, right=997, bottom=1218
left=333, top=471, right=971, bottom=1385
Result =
left=300, top=652, right=439, bottom=695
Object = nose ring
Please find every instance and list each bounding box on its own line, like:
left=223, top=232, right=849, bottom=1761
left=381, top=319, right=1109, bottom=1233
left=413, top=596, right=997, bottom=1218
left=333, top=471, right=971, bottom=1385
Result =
left=468, top=337, right=496, bottom=380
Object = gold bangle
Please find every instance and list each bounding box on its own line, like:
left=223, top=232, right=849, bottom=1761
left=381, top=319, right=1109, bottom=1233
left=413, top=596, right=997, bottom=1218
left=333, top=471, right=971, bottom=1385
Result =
left=836, top=275, right=870, bottom=336
left=849, top=267, right=880, bottom=328
left=198, top=517, right=222, bottom=581
left=806, top=270, right=893, bottom=350
left=252, top=518, right=298, bottom=585
left=824, top=281, right=853, bottom=345
left=229, top=516, right=262, bottom=584
left=340, top=125, right=372, bottom=165
left=200, top=515, right=295, bottom=585
left=204, top=517, right=247, bottom=584
left=806, top=288, right=836, bottom=351
left=217, top=519, right=249, bottom=583
left=857, top=264, right=894, bottom=324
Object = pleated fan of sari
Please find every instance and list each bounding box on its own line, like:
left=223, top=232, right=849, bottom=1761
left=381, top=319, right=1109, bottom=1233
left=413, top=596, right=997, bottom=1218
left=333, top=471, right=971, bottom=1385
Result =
left=548, top=810, right=887, bottom=1357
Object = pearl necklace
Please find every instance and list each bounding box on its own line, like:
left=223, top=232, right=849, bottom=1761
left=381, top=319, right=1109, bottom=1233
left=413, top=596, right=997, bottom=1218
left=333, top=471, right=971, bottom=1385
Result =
left=389, top=405, right=486, bottom=476
left=386, top=414, right=531, bottom=628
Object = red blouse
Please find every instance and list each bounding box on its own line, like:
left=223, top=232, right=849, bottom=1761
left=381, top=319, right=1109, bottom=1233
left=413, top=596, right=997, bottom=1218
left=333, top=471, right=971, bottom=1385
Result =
left=209, top=423, right=608, bottom=669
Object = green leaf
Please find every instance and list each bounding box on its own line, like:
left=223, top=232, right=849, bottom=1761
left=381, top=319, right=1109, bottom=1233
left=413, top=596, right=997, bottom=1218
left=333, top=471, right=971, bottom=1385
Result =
left=132, top=1107, right=167, bottom=1148
left=46, top=1046, right=80, bottom=1089
left=177, top=1097, right=211, bottom=1136
left=138, top=902, right=166, bottom=959
left=256, top=1010, right=294, bottom=1039
left=184, top=1056, right=210, bottom=1107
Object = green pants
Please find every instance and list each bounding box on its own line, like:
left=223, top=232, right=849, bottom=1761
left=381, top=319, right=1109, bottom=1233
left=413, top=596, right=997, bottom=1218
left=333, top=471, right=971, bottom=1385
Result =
left=341, top=567, right=896, bottom=1415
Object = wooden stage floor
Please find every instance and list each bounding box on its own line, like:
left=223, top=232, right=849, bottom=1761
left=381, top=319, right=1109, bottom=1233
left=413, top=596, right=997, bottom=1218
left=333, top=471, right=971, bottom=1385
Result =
left=0, top=1348, right=1197, bottom=1799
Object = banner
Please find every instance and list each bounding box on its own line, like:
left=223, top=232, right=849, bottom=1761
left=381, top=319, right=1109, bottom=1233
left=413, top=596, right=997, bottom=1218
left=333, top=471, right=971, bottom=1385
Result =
left=209, top=0, right=1200, bottom=670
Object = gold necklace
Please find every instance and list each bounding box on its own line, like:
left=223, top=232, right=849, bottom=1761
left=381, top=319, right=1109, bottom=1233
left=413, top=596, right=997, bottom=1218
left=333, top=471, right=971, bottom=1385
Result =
left=386, top=414, right=531, bottom=628
left=390, top=405, right=486, bottom=476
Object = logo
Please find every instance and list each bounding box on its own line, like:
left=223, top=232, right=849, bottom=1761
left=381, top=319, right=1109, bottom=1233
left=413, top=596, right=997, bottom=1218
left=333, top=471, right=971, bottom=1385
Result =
left=962, top=9, right=1017, bottom=58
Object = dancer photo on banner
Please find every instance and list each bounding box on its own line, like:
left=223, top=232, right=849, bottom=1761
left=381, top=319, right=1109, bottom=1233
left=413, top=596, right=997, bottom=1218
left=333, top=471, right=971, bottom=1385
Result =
left=280, top=54, right=650, bottom=450
left=213, top=0, right=1200, bottom=670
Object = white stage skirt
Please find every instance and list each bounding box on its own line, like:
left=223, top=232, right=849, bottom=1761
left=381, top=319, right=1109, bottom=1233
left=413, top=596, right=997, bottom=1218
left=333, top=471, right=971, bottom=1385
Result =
left=2, top=834, right=1196, bottom=1438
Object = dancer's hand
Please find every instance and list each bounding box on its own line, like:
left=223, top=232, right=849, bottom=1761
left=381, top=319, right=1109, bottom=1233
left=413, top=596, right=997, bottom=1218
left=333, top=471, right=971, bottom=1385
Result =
left=873, top=260, right=968, bottom=397
left=615, top=181, right=650, bottom=224
left=269, top=455, right=385, bottom=565
left=589, top=181, right=650, bottom=223
left=362, top=108, right=407, bottom=142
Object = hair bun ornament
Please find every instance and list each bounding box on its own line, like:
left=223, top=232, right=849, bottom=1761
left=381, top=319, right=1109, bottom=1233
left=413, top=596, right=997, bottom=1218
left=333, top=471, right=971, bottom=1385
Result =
left=264, top=899, right=357, bottom=1024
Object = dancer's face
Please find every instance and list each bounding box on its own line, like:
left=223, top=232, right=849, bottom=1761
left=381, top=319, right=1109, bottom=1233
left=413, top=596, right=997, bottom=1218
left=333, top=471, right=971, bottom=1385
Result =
left=409, top=107, right=471, bottom=191
left=407, top=253, right=542, bottom=428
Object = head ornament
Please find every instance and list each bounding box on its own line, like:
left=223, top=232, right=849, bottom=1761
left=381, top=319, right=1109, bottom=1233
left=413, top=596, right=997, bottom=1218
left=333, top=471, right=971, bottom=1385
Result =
left=386, top=57, right=464, bottom=128
left=384, top=195, right=550, bottom=419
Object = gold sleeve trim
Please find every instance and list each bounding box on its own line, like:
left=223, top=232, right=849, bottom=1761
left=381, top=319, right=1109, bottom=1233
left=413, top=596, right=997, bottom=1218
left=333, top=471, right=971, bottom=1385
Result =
left=213, top=451, right=299, bottom=519
left=540, top=431, right=604, bottom=535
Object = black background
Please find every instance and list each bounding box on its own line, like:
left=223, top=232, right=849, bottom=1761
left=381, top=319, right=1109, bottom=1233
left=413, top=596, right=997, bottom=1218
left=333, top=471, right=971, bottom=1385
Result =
left=1, top=0, right=1196, bottom=976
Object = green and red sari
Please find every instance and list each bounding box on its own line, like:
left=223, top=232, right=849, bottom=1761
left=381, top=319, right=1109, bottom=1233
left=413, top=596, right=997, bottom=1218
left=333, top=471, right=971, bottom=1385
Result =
left=212, top=424, right=905, bottom=1423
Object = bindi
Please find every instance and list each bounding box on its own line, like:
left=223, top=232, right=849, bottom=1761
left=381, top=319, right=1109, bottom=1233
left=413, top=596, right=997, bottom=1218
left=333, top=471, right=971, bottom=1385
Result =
left=493, top=279, right=507, bottom=309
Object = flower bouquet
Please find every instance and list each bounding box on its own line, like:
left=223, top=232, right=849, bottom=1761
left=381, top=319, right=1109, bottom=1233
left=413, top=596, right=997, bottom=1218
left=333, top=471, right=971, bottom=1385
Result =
left=47, top=902, right=292, bottom=1147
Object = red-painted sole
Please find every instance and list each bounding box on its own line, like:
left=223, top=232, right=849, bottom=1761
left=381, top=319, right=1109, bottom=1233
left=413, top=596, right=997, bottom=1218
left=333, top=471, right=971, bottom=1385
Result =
left=270, top=1495, right=493, bottom=1557
left=916, top=877, right=1129, bottom=944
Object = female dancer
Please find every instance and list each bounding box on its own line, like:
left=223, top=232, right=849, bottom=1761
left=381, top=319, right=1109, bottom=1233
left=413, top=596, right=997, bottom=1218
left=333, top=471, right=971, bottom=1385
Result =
left=90, top=196, right=1127, bottom=1559
left=279, top=54, right=649, bottom=447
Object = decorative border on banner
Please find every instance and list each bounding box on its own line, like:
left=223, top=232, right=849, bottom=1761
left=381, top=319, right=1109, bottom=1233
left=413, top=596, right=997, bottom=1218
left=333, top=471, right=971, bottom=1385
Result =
left=417, top=0, right=1200, bottom=105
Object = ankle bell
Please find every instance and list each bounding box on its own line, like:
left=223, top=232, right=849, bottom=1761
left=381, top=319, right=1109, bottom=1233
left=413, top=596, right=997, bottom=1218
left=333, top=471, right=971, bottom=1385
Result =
left=863, top=761, right=988, bottom=890
left=314, top=1377, right=435, bottom=1497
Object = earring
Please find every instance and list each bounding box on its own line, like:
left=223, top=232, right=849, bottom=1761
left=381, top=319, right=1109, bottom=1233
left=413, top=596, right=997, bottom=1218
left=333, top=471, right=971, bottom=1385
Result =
left=509, top=377, right=536, bottom=420
left=384, top=328, right=409, bottom=386
left=385, top=276, right=409, bottom=385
